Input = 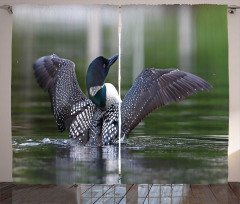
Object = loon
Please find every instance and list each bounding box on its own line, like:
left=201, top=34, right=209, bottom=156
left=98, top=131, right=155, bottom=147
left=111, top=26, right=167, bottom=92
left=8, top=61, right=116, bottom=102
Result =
left=33, top=54, right=212, bottom=146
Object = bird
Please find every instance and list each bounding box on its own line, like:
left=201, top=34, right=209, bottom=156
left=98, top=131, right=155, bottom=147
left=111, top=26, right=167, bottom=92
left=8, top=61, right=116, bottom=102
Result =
left=33, top=53, right=212, bottom=146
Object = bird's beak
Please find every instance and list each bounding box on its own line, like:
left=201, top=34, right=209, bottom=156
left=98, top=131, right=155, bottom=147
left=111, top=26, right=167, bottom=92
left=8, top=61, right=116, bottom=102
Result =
left=107, top=54, right=119, bottom=68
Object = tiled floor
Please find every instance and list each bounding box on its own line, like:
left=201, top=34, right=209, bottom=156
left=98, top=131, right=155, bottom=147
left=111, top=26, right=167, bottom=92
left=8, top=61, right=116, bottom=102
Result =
left=1, top=183, right=240, bottom=203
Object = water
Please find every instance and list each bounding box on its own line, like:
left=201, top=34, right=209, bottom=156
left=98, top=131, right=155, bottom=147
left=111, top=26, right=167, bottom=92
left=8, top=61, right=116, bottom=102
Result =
left=12, top=133, right=227, bottom=184
left=12, top=5, right=228, bottom=184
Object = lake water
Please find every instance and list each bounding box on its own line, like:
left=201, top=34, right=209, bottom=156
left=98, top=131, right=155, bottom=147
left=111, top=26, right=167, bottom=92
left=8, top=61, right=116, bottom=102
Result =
left=12, top=5, right=228, bottom=184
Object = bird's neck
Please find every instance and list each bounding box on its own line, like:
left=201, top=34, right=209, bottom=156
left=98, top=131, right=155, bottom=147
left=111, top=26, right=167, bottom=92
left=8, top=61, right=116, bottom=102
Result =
left=87, top=83, right=121, bottom=111
left=86, top=65, right=108, bottom=109
left=88, top=84, right=107, bottom=110
left=86, top=65, right=105, bottom=92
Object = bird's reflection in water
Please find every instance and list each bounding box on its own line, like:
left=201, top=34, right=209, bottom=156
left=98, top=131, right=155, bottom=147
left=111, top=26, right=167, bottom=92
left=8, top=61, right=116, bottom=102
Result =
left=12, top=136, right=227, bottom=184
left=55, top=142, right=121, bottom=184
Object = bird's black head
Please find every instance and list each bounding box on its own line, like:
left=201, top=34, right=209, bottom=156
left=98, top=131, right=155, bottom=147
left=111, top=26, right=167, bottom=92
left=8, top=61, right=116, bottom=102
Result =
left=86, top=54, right=119, bottom=90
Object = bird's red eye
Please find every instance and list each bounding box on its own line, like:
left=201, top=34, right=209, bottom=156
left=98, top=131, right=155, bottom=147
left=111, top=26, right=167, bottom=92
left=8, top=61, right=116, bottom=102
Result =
left=103, top=64, right=106, bottom=68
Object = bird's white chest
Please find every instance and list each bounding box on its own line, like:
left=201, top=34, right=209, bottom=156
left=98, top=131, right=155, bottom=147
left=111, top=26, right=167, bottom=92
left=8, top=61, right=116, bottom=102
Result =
left=105, top=83, right=121, bottom=108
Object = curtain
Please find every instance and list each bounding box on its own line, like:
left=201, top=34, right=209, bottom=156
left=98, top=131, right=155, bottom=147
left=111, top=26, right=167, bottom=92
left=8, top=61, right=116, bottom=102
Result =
left=12, top=4, right=228, bottom=184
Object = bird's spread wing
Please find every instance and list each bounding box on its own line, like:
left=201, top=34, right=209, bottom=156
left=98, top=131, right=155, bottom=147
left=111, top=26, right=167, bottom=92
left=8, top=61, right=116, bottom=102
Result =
left=66, top=100, right=95, bottom=144
left=33, top=54, right=95, bottom=143
left=33, top=54, right=60, bottom=92
left=121, top=68, right=212, bottom=137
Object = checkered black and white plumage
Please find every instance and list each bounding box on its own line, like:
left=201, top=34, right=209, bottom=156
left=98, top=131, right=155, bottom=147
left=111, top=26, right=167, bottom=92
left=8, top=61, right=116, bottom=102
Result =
left=33, top=54, right=96, bottom=145
left=33, top=54, right=212, bottom=146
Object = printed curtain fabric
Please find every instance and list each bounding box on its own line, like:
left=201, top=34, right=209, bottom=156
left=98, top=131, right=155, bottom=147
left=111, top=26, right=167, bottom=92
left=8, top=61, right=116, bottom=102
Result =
left=12, top=5, right=228, bottom=184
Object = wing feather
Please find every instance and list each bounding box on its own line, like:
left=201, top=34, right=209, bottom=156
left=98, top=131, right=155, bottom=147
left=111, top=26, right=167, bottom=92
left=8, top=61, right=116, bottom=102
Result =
left=121, top=68, right=212, bottom=137
left=33, top=54, right=95, bottom=141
